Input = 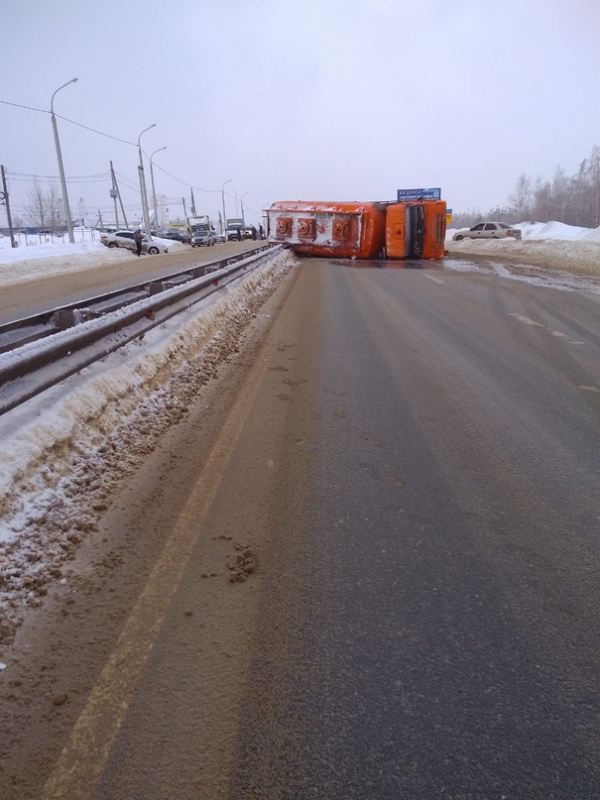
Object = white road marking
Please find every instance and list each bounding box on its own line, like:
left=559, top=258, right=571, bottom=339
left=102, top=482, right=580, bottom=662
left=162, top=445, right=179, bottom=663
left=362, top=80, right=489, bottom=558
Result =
left=508, top=313, right=545, bottom=327
left=580, top=385, right=600, bottom=393
left=423, top=274, right=444, bottom=284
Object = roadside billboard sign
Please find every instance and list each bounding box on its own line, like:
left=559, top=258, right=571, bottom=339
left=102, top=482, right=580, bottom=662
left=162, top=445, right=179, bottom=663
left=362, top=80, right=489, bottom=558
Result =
left=397, top=187, right=442, bottom=201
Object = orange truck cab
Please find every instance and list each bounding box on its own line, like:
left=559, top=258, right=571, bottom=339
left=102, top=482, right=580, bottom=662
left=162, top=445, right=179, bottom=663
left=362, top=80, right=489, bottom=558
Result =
left=385, top=200, right=446, bottom=260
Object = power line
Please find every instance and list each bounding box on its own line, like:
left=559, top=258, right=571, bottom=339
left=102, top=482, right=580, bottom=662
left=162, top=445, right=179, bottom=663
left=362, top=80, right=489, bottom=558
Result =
left=54, top=113, right=135, bottom=146
left=0, top=99, right=47, bottom=114
left=0, top=98, right=136, bottom=146
left=143, top=156, right=221, bottom=194
left=6, top=171, right=110, bottom=183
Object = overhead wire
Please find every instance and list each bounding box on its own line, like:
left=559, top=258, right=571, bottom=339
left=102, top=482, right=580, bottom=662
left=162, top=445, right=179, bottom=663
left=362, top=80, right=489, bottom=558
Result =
left=6, top=170, right=110, bottom=183
left=1, top=98, right=261, bottom=217
left=0, top=98, right=136, bottom=146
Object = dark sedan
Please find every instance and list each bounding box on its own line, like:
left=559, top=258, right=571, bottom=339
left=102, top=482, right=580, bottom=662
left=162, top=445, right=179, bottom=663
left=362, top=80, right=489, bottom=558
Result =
left=158, top=229, right=191, bottom=244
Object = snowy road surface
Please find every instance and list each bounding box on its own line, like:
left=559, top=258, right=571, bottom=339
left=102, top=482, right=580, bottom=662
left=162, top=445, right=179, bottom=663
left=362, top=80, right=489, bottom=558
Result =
left=1, top=257, right=600, bottom=798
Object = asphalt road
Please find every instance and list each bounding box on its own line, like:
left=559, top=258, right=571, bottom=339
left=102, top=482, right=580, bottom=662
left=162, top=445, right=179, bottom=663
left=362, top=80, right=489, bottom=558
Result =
left=3, top=259, right=600, bottom=799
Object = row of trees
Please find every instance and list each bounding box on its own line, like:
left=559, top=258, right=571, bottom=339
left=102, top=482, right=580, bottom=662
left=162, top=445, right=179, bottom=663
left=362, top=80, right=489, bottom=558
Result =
left=1, top=181, right=67, bottom=232
left=453, top=144, right=600, bottom=230
left=23, top=181, right=65, bottom=230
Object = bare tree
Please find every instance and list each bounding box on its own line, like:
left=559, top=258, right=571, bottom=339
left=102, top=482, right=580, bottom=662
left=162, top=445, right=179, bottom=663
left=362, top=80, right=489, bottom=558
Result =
left=509, top=174, right=532, bottom=220
left=455, top=143, right=600, bottom=229
left=25, top=181, right=64, bottom=230
left=11, top=214, right=24, bottom=231
left=587, top=145, right=600, bottom=228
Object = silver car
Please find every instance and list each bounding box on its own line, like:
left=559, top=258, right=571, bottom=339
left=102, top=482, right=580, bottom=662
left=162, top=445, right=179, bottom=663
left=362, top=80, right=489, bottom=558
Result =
left=453, top=222, right=522, bottom=241
left=99, top=230, right=170, bottom=254
left=191, top=229, right=216, bottom=247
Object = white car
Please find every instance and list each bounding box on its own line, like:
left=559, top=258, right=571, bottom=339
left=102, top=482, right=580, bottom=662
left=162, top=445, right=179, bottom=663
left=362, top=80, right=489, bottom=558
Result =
left=453, top=222, right=522, bottom=241
left=99, top=230, right=170, bottom=254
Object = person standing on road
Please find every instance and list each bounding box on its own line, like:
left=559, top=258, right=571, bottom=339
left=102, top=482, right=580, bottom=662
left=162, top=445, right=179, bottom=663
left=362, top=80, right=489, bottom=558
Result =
left=259, top=224, right=264, bottom=239
left=251, top=225, right=257, bottom=240
left=236, top=227, right=242, bottom=241
left=134, top=229, right=143, bottom=257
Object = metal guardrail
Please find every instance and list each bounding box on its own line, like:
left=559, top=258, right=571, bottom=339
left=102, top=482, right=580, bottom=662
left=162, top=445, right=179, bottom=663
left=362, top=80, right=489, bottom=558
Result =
left=0, top=244, right=282, bottom=415
left=0, top=244, right=275, bottom=354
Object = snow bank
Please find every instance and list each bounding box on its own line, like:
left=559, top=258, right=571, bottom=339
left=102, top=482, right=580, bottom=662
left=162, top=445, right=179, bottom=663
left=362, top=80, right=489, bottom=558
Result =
left=0, top=251, right=297, bottom=646
left=446, top=220, right=600, bottom=275
left=0, top=235, right=186, bottom=287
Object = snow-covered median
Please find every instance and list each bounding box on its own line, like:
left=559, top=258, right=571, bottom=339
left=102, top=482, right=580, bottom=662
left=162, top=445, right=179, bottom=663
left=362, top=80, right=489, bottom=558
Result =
left=446, top=221, right=600, bottom=276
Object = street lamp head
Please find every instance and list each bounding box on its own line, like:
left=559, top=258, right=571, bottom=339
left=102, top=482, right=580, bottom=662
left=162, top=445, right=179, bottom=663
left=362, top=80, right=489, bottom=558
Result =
left=138, top=123, right=157, bottom=148
left=51, top=78, right=79, bottom=113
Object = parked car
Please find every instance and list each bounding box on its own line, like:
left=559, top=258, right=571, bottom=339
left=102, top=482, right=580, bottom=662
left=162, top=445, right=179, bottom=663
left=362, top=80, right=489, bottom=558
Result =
left=99, top=230, right=169, bottom=254
left=243, top=226, right=257, bottom=240
left=453, top=222, right=522, bottom=241
left=214, top=232, right=226, bottom=243
left=191, top=229, right=216, bottom=247
left=158, top=229, right=191, bottom=244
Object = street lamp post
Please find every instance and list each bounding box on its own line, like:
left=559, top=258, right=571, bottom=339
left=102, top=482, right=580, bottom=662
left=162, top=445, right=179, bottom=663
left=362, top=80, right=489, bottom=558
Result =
left=50, top=78, right=78, bottom=244
left=137, top=124, right=156, bottom=237
left=150, top=146, right=167, bottom=231
left=221, top=178, right=231, bottom=236
left=240, top=191, right=249, bottom=227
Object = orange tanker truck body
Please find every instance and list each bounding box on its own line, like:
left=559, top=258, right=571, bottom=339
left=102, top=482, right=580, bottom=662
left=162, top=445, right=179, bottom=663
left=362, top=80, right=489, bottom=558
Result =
left=385, top=200, right=446, bottom=260
left=267, top=199, right=446, bottom=260
left=267, top=201, right=387, bottom=259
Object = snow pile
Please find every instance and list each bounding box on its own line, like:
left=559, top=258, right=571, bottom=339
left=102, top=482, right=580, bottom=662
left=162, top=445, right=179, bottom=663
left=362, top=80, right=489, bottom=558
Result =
left=582, top=226, right=600, bottom=243
left=0, top=250, right=297, bottom=646
left=0, top=236, right=186, bottom=287
left=446, top=220, right=600, bottom=275
left=516, top=221, right=593, bottom=241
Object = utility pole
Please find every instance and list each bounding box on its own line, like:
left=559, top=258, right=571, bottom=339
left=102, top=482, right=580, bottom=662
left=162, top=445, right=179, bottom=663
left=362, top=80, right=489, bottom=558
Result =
left=221, top=178, right=231, bottom=232
left=149, top=146, right=166, bottom=233
left=110, top=163, right=129, bottom=230
left=50, top=78, right=78, bottom=243
left=182, top=196, right=188, bottom=220
left=109, top=161, right=119, bottom=229
left=241, top=191, right=249, bottom=227
left=137, top=123, right=156, bottom=237
left=1, top=165, right=17, bottom=248
left=98, top=209, right=104, bottom=228
left=190, top=188, right=196, bottom=216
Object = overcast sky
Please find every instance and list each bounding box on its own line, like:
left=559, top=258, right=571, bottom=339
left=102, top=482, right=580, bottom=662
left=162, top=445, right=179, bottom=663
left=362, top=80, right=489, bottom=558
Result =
left=2, top=0, right=599, bottom=226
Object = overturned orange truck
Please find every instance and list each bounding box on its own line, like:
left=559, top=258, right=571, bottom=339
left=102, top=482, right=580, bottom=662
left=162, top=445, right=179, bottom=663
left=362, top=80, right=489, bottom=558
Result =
left=266, top=199, right=446, bottom=260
